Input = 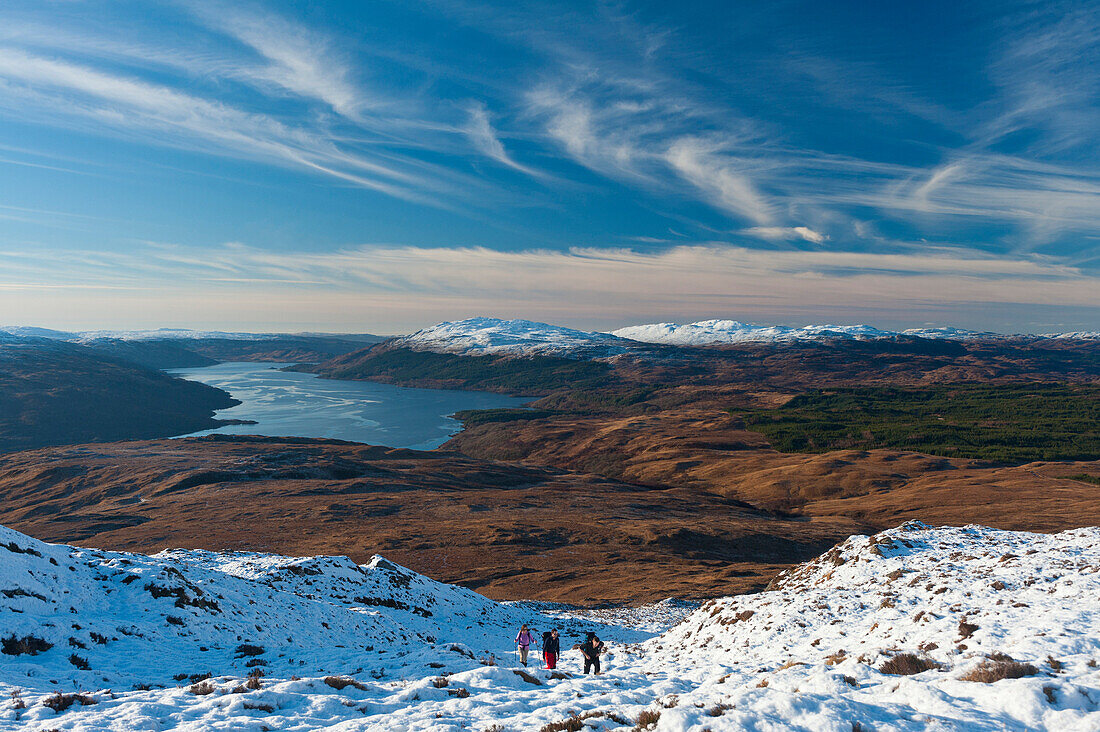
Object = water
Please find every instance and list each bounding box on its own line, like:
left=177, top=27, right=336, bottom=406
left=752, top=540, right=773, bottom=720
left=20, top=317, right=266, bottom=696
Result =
left=170, top=361, right=530, bottom=450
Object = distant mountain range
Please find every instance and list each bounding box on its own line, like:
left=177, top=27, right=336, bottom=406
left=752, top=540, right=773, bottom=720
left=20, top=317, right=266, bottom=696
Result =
left=4, top=319, right=1097, bottom=360
left=384, top=317, right=1099, bottom=359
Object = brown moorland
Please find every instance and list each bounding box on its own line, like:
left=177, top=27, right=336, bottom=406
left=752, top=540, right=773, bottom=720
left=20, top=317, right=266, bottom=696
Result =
left=0, top=435, right=858, bottom=604
left=2, top=429, right=1098, bottom=604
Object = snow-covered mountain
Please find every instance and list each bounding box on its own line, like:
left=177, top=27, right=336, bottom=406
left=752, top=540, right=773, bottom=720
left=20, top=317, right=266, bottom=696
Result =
left=392, top=317, right=640, bottom=358
left=3, top=521, right=1098, bottom=730
left=611, top=319, right=995, bottom=345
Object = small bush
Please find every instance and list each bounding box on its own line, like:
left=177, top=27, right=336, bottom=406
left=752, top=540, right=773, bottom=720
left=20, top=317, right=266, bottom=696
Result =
left=878, top=653, right=941, bottom=676
left=2, top=635, right=53, bottom=656
left=633, top=709, right=661, bottom=731
left=960, top=659, right=1039, bottom=683
left=43, top=692, right=97, bottom=711
left=234, top=644, right=264, bottom=657
left=448, top=687, right=471, bottom=698
left=243, top=701, right=274, bottom=712
left=539, top=717, right=584, bottom=732
left=245, top=674, right=262, bottom=691
left=957, top=618, right=979, bottom=640
left=432, top=676, right=449, bottom=688
left=707, top=702, right=733, bottom=716
left=324, top=676, right=367, bottom=691
left=189, top=681, right=216, bottom=696
left=68, top=654, right=90, bottom=670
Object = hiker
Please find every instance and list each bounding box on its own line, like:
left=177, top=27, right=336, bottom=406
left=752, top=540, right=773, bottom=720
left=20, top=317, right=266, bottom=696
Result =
left=515, top=624, right=535, bottom=667
left=580, top=632, right=604, bottom=675
left=542, top=629, right=560, bottom=670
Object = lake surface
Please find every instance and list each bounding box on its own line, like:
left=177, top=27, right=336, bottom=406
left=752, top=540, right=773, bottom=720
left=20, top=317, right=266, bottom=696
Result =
left=170, top=362, right=529, bottom=450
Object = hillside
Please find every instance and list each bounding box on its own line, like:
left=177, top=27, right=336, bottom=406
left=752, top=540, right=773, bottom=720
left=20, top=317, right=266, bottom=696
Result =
left=0, top=436, right=854, bottom=603
left=0, top=327, right=381, bottom=368
left=0, top=342, right=241, bottom=453
left=2, top=522, right=1097, bottom=730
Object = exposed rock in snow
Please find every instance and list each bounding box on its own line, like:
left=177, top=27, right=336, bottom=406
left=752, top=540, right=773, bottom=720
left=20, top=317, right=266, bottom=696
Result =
left=611, top=319, right=999, bottom=345
left=3, top=522, right=1099, bottom=731
left=393, top=317, right=640, bottom=358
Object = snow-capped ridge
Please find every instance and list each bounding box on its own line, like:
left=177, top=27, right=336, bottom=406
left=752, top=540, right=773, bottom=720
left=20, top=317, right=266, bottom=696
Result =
left=611, top=319, right=1001, bottom=345
left=393, top=317, right=639, bottom=358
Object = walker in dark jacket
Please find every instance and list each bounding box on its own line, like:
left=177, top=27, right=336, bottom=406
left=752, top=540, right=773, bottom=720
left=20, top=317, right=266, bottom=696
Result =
left=580, top=633, right=604, bottom=674
left=542, top=630, right=560, bottom=669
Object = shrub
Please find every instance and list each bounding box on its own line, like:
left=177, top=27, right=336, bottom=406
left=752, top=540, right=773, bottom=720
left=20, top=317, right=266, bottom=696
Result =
left=234, top=644, right=264, bottom=657
left=960, top=658, right=1039, bottom=683
left=878, top=653, right=941, bottom=676
left=539, top=717, right=583, bottom=732
left=448, top=687, right=471, bottom=698
left=189, top=681, right=216, bottom=695
left=707, top=702, right=733, bottom=716
left=1, top=635, right=53, bottom=656
left=243, top=701, right=275, bottom=712
left=43, top=692, right=97, bottom=711
left=324, top=676, right=367, bottom=691
left=68, top=654, right=90, bottom=670
left=957, top=618, right=978, bottom=640
left=432, top=676, right=449, bottom=688
left=633, top=709, right=661, bottom=731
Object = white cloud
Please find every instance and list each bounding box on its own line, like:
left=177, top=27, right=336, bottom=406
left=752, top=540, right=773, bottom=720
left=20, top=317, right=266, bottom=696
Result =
left=742, top=226, right=827, bottom=244
left=464, top=103, right=539, bottom=177
left=185, top=3, right=365, bottom=117
left=665, top=138, right=772, bottom=225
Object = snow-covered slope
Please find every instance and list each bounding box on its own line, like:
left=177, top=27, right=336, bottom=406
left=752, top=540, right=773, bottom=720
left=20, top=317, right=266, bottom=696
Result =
left=4, top=522, right=1099, bottom=731
left=611, top=319, right=996, bottom=345
left=639, top=521, right=1100, bottom=730
left=0, top=524, right=542, bottom=694
left=393, top=317, right=639, bottom=358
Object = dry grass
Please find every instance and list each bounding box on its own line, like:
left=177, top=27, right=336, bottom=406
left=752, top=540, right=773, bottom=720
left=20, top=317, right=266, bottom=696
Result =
left=960, top=658, right=1039, bottom=683
left=432, top=676, right=449, bottom=688
left=878, top=653, right=941, bottom=676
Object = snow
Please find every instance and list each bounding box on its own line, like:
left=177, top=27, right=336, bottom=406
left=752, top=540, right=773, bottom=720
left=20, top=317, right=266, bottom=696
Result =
left=1044, top=332, right=1100, bottom=340
left=393, top=317, right=639, bottom=358
left=610, top=320, right=998, bottom=345
left=0, top=326, right=76, bottom=340
left=4, top=521, right=1099, bottom=730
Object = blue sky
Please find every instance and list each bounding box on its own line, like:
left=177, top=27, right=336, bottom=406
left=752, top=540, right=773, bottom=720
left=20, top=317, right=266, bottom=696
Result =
left=0, top=0, right=1098, bottom=333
